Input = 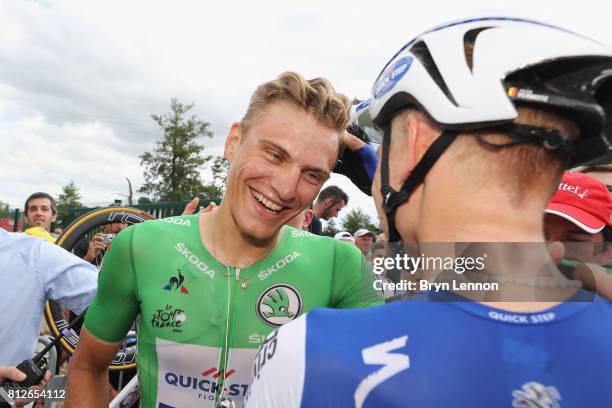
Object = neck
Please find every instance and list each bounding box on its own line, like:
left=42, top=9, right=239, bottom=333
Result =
left=411, top=181, right=578, bottom=310
left=200, top=203, right=281, bottom=268
left=416, top=171, right=548, bottom=242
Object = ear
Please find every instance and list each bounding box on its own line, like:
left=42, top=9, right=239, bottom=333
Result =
left=396, top=112, right=438, bottom=183
left=389, top=112, right=420, bottom=186
left=51, top=212, right=58, bottom=223
left=224, top=123, right=242, bottom=163
left=302, top=209, right=314, bottom=229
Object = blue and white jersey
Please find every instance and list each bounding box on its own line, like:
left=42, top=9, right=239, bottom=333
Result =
left=246, top=291, right=612, bottom=407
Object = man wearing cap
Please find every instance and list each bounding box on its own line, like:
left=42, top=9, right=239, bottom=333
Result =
left=334, top=231, right=356, bottom=244
left=544, top=171, right=612, bottom=266
left=353, top=228, right=376, bottom=256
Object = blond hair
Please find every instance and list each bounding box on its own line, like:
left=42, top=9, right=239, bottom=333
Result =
left=241, top=72, right=350, bottom=133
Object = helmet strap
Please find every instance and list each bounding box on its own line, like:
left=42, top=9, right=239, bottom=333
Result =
left=380, top=126, right=459, bottom=243
left=474, top=123, right=574, bottom=159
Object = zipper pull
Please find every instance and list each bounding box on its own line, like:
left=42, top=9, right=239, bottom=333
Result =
left=235, top=267, right=240, bottom=281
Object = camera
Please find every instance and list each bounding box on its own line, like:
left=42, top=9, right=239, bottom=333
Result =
left=101, top=233, right=115, bottom=244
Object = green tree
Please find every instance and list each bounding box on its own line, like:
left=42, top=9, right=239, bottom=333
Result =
left=340, top=207, right=381, bottom=235
left=0, top=200, right=10, bottom=218
left=57, top=181, right=84, bottom=225
left=211, top=156, right=230, bottom=194
left=139, top=99, right=214, bottom=201
left=322, top=218, right=340, bottom=237
left=137, top=196, right=153, bottom=205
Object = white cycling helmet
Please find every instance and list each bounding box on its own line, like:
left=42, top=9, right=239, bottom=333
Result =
left=356, top=16, right=612, bottom=241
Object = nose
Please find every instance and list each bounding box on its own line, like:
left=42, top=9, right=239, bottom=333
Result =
left=270, top=165, right=301, bottom=203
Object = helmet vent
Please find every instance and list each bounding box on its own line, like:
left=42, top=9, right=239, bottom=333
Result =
left=411, top=40, right=458, bottom=107
left=463, top=26, right=494, bottom=72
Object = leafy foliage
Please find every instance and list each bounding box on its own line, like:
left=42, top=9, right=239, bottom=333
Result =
left=139, top=99, right=214, bottom=201
left=340, top=207, right=381, bottom=235
left=0, top=200, right=10, bottom=218
left=56, top=181, right=84, bottom=224
left=322, top=218, right=340, bottom=237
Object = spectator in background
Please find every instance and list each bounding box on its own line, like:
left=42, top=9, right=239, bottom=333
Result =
left=308, top=185, right=348, bottom=235
left=287, top=205, right=314, bottom=230
left=0, top=228, right=97, bottom=379
left=574, top=164, right=612, bottom=192
left=23, top=192, right=58, bottom=242
left=334, top=231, right=355, bottom=244
left=354, top=228, right=375, bottom=257
left=544, top=171, right=612, bottom=267
left=74, top=222, right=127, bottom=265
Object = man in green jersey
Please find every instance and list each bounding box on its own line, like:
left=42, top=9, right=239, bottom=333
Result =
left=66, top=72, right=383, bottom=408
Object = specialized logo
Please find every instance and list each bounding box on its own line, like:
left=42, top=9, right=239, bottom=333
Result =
left=353, top=336, right=410, bottom=408
left=256, top=284, right=302, bottom=326
left=175, top=243, right=215, bottom=279
left=163, top=217, right=192, bottom=226
left=512, top=382, right=561, bottom=408
left=354, top=336, right=410, bottom=408
left=257, top=251, right=301, bottom=280
left=164, top=270, right=190, bottom=294
left=374, top=56, right=413, bottom=99
left=151, top=304, right=187, bottom=332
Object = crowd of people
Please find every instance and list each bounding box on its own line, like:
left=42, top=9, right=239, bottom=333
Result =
left=1, top=14, right=612, bottom=408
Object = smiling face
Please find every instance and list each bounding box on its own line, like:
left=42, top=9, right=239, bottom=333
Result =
left=25, top=197, right=57, bottom=232
left=224, top=101, right=340, bottom=242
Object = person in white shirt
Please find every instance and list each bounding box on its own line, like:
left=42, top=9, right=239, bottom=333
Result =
left=0, top=228, right=98, bottom=366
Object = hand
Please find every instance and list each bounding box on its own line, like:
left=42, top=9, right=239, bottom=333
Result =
left=10, top=371, right=51, bottom=408
left=547, top=242, right=612, bottom=300
left=0, top=365, right=26, bottom=383
left=84, top=233, right=105, bottom=262
left=342, top=130, right=366, bottom=152
left=573, top=263, right=612, bottom=300
left=182, top=197, right=200, bottom=215
left=200, top=201, right=217, bottom=214
left=182, top=198, right=217, bottom=215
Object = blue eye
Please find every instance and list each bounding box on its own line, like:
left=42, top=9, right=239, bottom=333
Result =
left=267, top=150, right=282, bottom=162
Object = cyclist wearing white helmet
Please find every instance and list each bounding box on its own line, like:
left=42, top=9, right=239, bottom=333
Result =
left=246, top=17, right=612, bottom=407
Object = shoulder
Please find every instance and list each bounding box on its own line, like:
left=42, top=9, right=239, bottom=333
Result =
left=247, top=315, right=308, bottom=407
left=120, top=214, right=198, bottom=247
left=283, top=226, right=359, bottom=254
left=133, top=214, right=197, bottom=232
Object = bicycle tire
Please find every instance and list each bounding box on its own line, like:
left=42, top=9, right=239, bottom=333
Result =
left=44, top=206, right=155, bottom=371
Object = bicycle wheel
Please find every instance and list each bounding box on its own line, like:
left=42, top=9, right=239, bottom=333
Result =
left=44, top=206, right=155, bottom=371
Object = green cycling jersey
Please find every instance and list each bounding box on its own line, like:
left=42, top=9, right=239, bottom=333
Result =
left=84, top=214, right=383, bottom=407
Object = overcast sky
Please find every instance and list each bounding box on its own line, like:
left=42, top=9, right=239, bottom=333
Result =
left=1, top=0, right=611, bottom=226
